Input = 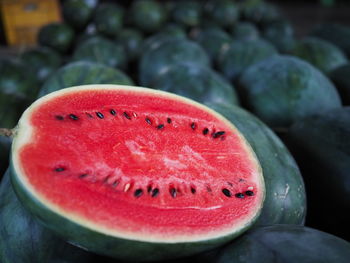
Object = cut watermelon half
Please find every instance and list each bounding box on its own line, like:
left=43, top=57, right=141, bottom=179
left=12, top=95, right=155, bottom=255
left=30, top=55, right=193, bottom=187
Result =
left=10, top=85, right=264, bottom=261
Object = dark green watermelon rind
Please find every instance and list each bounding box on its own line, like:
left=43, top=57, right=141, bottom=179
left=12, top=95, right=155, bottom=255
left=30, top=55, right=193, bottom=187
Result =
left=38, top=61, right=134, bottom=97
left=207, top=103, right=306, bottom=226
left=0, top=170, right=94, bottom=263
left=216, top=225, right=350, bottom=263
left=9, top=153, right=261, bottom=262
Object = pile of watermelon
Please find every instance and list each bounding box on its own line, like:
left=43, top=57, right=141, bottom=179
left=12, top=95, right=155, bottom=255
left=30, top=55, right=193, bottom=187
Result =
left=1, top=0, right=350, bottom=262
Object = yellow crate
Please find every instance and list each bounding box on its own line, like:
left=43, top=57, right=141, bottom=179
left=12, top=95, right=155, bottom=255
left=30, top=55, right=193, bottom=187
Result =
left=1, top=0, right=61, bottom=47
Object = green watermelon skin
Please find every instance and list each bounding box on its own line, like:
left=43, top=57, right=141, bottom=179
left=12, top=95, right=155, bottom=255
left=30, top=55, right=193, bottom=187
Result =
left=72, top=37, right=127, bottom=69
left=38, top=61, right=133, bottom=97
left=0, top=59, right=38, bottom=128
left=230, top=22, right=260, bottom=41
left=0, top=171, right=94, bottom=263
left=129, top=0, right=167, bottom=33
left=262, top=20, right=295, bottom=53
left=216, top=225, right=350, bottom=263
left=21, top=47, right=62, bottom=84
left=291, top=37, right=348, bottom=74
left=330, top=64, right=350, bottom=105
left=238, top=55, right=342, bottom=128
left=171, top=1, right=202, bottom=27
left=93, top=3, right=124, bottom=38
left=311, top=23, right=350, bottom=57
left=207, top=103, right=306, bottom=226
left=285, top=107, right=350, bottom=241
left=217, top=39, right=277, bottom=82
left=139, top=38, right=210, bottom=86
left=204, top=0, right=239, bottom=27
left=62, top=0, right=97, bottom=30
left=152, top=62, right=239, bottom=106
left=193, top=28, right=232, bottom=63
left=241, top=2, right=281, bottom=25
left=38, top=23, right=75, bottom=54
left=115, top=28, right=144, bottom=61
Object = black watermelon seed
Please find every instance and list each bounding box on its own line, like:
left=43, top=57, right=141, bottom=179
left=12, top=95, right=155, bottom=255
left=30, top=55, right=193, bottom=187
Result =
left=123, top=112, right=131, bottom=120
left=167, top=118, right=172, bottom=124
left=222, top=188, right=232, bottom=197
left=134, top=189, right=143, bottom=198
left=69, top=114, right=79, bottom=120
left=157, top=124, right=164, bottom=130
left=147, top=185, right=152, bottom=193
left=245, top=190, right=254, bottom=196
left=235, top=193, right=245, bottom=199
left=79, top=174, right=88, bottom=178
left=151, top=188, right=159, bottom=197
left=54, top=167, right=65, bottom=172
left=96, top=112, right=104, bottom=119
left=191, top=122, right=196, bottom=130
left=145, top=118, right=152, bottom=125
left=191, top=187, right=196, bottom=194
left=112, top=181, right=119, bottom=188
left=203, top=128, right=209, bottom=135
left=213, top=131, right=225, bottom=138
left=170, top=188, right=177, bottom=198
left=55, top=115, right=64, bottom=120
left=110, top=109, right=116, bottom=115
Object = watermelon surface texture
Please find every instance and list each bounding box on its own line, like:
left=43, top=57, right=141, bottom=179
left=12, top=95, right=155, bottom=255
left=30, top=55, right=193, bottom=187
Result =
left=39, top=61, right=133, bottom=97
left=0, top=171, right=94, bottom=263
left=9, top=85, right=265, bottom=261
left=216, top=225, right=350, bottom=263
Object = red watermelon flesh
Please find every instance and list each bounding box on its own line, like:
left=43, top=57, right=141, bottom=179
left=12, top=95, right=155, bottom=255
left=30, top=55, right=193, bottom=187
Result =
left=12, top=85, right=264, bottom=243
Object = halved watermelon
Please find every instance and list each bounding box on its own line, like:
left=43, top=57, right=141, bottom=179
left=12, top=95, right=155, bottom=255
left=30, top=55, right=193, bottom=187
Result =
left=9, top=85, right=264, bottom=261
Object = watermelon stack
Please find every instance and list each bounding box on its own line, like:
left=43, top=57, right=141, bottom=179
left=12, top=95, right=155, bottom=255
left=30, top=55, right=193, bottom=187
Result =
left=1, top=0, right=350, bottom=262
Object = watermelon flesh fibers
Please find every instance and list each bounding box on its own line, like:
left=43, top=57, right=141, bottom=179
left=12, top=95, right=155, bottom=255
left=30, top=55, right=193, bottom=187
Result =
left=10, top=85, right=264, bottom=258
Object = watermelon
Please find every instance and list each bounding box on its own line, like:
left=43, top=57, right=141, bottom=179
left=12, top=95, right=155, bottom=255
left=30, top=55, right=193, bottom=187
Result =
left=38, top=23, right=75, bottom=54
left=204, top=0, right=239, bottom=27
left=9, top=84, right=265, bottom=261
left=241, top=2, right=281, bottom=25
left=152, top=62, right=239, bottom=106
left=262, top=20, right=295, bottom=53
left=285, top=107, right=350, bottom=241
left=39, top=61, right=133, bottom=97
left=171, top=1, right=202, bottom=27
left=0, top=58, right=38, bottom=128
left=207, top=103, right=306, bottom=226
left=216, top=225, right=350, bottom=263
left=291, top=37, right=348, bottom=74
left=329, top=63, right=350, bottom=105
left=217, top=39, right=277, bottom=82
left=192, top=28, right=232, bottom=63
left=62, top=0, right=98, bottom=30
left=311, top=23, right=350, bottom=57
left=115, top=28, right=144, bottom=61
left=238, top=55, right=342, bottom=128
left=231, top=22, right=260, bottom=41
left=20, top=47, right=62, bottom=84
left=139, top=38, right=210, bottom=86
left=0, top=170, right=95, bottom=263
left=72, top=37, right=127, bottom=70
left=93, top=3, right=124, bottom=38
left=129, top=0, right=167, bottom=33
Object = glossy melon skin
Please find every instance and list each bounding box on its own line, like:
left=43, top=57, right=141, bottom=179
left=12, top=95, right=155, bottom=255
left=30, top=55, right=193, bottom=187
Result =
left=171, top=1, right=202, bottom=27
left=285, top=107, right=350, bottom=241
left=291, top=37, right=348, bottom=74
left=216, top=225, right=350, bottom=263
left=72, top=37, right=127, bottom=69
left=9, top=86, right=264, bottom=261
left=93, top=3, right=124, bottom=38
left=0, top=171, right=94, bottom=263
left=238, top=55, right=342, bottom=128
left=139, top=39, right=210, bottom=86
left=152, top=62, right=239, bottom=106
left=62, top=0, right=97, bottom=30
left=262, top=20, right=295, bottom=53
left=207, top=103, right=306, bottom=226
left=204, top=0, right=239, bottom=27
left=39, top=61, right=133, bottom=97
left=230, top=22, right=260, bottom=41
